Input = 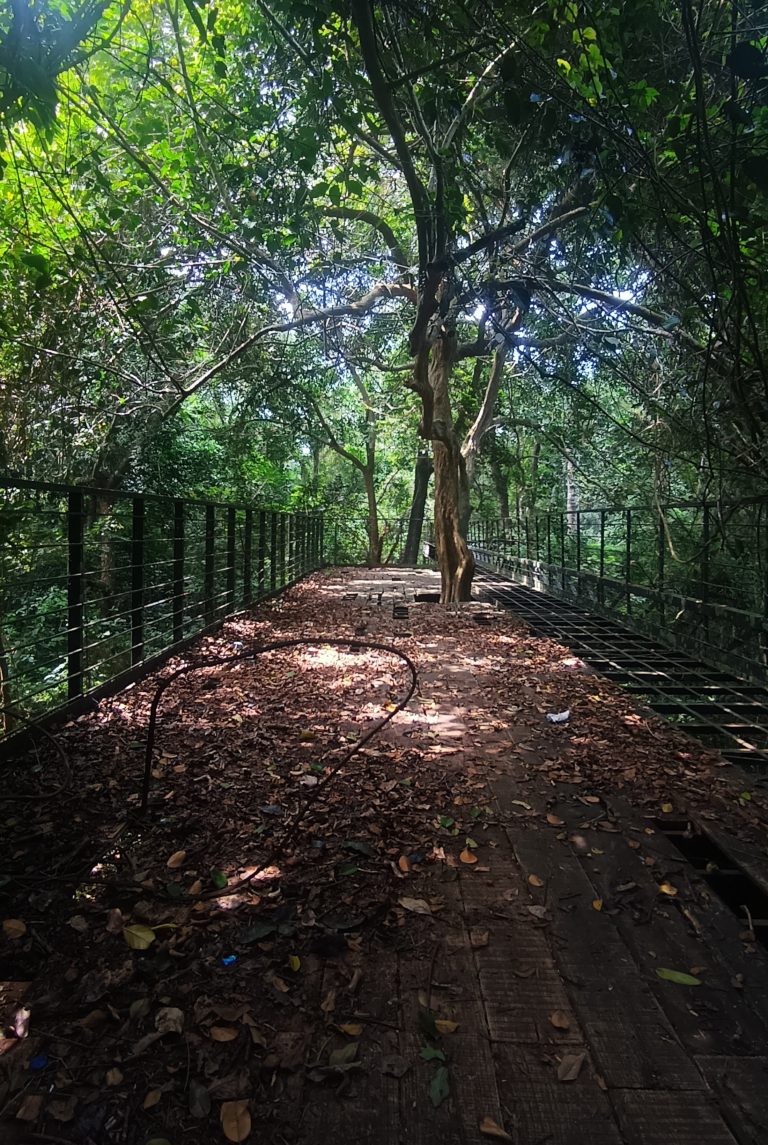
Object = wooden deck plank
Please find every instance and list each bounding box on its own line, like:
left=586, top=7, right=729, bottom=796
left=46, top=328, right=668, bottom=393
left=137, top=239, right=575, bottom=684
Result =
left=611, top=1089, right=739, bottom=1145
left=695, top=1056, right=768, bottom=1145
left=583, top=825, right=768, bottom=1057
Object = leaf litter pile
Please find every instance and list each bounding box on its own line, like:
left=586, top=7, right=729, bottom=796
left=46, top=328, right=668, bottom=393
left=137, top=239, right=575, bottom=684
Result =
left=2, top=567, right=768, bottom=1144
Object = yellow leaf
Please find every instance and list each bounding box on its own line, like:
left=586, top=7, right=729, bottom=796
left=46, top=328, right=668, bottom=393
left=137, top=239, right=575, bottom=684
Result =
left=459, top=849, right=478, bottom=865
left=338, top=1022, right=363, bottom=1036
left=661, top=803, right=673, bottom=813
left=298, top=730, right=316, bottom=742
left=549, top=1010, right=571, bottom=1030
left=2, top=918, right=27, bottom=940
left=435, top=1019, right=459, bottom=1034
left=166, top=850, right=187, bottom=869
left=105, top=1067, right=123, bottom=1086
left=659, top=882, right=678, bottom=897
left=221, top=1099, right=251, bottom=1143
left=123, top=924, right=156, bottom=950
left=479, top=1115, right=514, bottom=1141
left=288, top=954, right=301, bottom=972
left=592, top=899, right=603, bottom=911
left=143, top=1089, right=162, bottom=1110
left=209, top=1026, right=238, bottom=1042
left=528, top=874, right=544, bottom=888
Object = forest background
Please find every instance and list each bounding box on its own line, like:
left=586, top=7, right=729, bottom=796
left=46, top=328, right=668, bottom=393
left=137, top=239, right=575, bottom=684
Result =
left=1, top=0, right=768, bottom=597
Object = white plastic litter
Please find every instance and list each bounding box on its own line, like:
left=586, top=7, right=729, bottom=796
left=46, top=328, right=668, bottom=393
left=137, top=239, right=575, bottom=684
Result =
left=546, top=709, right=571, bottom=724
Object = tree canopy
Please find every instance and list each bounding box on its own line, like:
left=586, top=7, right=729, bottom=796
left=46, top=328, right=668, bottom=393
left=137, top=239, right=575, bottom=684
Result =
left=2, top=0, right=768, bottom=595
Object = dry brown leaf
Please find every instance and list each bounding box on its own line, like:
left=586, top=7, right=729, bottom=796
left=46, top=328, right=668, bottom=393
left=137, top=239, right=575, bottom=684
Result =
left=338, top=1022, right=363, bottom=1036
left=434, top=1019, right=459, bottom=1034
left=592, top=899, right=603, bottom=912
left=2, top=918, right=27, bottom=940
left=469, top=928, right=489, bottom=948
left=209, top=1026, right=238, bottom=1042
left=221, top=1099, right=251, bottom=1143
left=627, top=839, right=641, bottom=850
left=398, top=897, right=432, bottom=914
left=659, top=881, right=678, bottom=896
left=105, top=1067, right=124, bottom=1086
left=459, top=849, right=478, bottom=865
left=15, top=1094, right=43, bottom=1122
left=166, top=849, right=187, bottom=869
left=189, top=879, right=203, bottom=895
left=143, top=1088, right=162, bottom=1109
left=546, top=813, right=565, bottom=826
left=527, top=874, right=544, bottom=888
left=549, top=1010, right=571, bottom=1030
left=271, top=976, right=289, bottom=993
left=479, top=1115, right=513, bottom=1141
left=398, top=855, right=411, bottom=873
left=48, top=1096, right=77, bottom=1122
left=557, top=1051, right=586, bottom=1082
left=321, top=989, right=337, bottom=1014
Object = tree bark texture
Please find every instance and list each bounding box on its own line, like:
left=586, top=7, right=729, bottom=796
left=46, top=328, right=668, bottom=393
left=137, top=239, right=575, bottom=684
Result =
left=429, top=335, right=475, bottom=602
left=402, top=450, right=432, bottom=565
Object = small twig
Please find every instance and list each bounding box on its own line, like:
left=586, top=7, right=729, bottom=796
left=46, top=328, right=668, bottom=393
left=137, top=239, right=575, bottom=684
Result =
left=426, top=939, right=441, bottom=1012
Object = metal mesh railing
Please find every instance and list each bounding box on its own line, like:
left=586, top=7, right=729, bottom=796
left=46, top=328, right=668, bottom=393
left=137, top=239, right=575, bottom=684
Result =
left=468, top=502, right=768, bottom=682
left=0, top=478, right=324, bottom=738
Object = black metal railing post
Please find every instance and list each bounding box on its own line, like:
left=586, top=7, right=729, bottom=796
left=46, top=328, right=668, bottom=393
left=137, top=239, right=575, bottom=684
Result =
left=258, top=510, right=266, bottom=596
left=204, top=504, right=215, bottom=624
left=226, top=506, right=236, bottom=614
left=243, top=507, right=253, bottom=606
left=131, top=497, right=145, bottom=666
left=598, top=510, right=606, bottom=606
left=288, top=513, right=295, bottom=580
left=173, top=500, right=185, bottom=644
left=279, top=514, right=287, bottom=584
left=67, top=489, right=85, bottom=699
left=625, top=508, right=632, bottom=614
left=575, top=510, right=582, bottom=594
left=270, top=512, right=277, bottom=591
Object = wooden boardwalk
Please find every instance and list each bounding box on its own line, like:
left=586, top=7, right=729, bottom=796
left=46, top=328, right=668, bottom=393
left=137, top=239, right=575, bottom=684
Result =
left=309, top=568, right=768, bottom=1145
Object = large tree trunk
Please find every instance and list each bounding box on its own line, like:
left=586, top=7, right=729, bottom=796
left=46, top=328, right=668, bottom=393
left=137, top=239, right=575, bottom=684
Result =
left=363, top=465, right=381, bottom=567
left=402, top=450, right=432, bottom=565
left=429, top=336, right=474, bottom=602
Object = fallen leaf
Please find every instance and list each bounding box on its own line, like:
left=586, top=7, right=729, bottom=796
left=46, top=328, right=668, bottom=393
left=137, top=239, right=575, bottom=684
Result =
left=15, top=1094, right=43, bottom=1121
left=656, top=967, right=702, bottom=986
left=661, top=802, right=673, bottom=813
left=189, top=1079, right=211, bottom=1118
left=143, top=1089, right=162, bottom=1110
left=557, top=1051, right=586, bottom=1081
left=659, top=882, right=678, bottom=897
left=210, top=1026, right=238, bottom=1042
left=459, top=849, right=478, bottom=865
left=435, top=1019, right=459, bottom=1034
left=528, top=874, right=544, bottom=887
left=189, top=879, right=203, bottom=895
left=329, top=1042, right=359, bottom=1066
left=592, top=899, right=603, bottom=912
left=381, top=1053, right=409, bottom=1078
left=470, top=928, right=489, bottom=948
left=398, top=897, right=432, bottom=915
left=123, top=923, right=156, bottom=950
left=2, top=919, right=27, bottom=940
left=106, top=1067, right=124, bottom=1086
left=155, top=1007, right=184, bottom=1035
left=526, top=905, right=548, bottom=919
left=549, top=1010, right=571, bottom=1030
left=221, top=1099, right=251, bottom=1143
left=479, top=1115, right=513, bottom=1141
left=271, top=976, right=289, bottom=993
left=398, top=855, right=411, bottom=873
left=627, top=839, right=641, bottom=850
left=49, top=1095, right=77, bottom=1122
left=67, top=914, right=88, bottom=932
left=546, top=813, right=565, bottom=826
left=429, top=1065, right=450, bottom=1107
left=166, top=850, right=187, bottom=869
left=106, top=908, right=123, bottom=934
left=288, top=954, right=301, bottom=972
left=338, top=1022, right=363, bottom=1036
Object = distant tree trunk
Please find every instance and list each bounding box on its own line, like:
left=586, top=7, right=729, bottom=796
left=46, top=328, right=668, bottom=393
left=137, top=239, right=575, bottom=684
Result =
left=0, top=626, right=14, bottom=734
left=490, top=457, right=510, bottom=520
left=429, top=336, right=474, bottom=602
left=565, top=456, right=579, bottom=533
left=362, top=466, right=382, bottom=566
left=402, top=450, right=432, bottom=564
